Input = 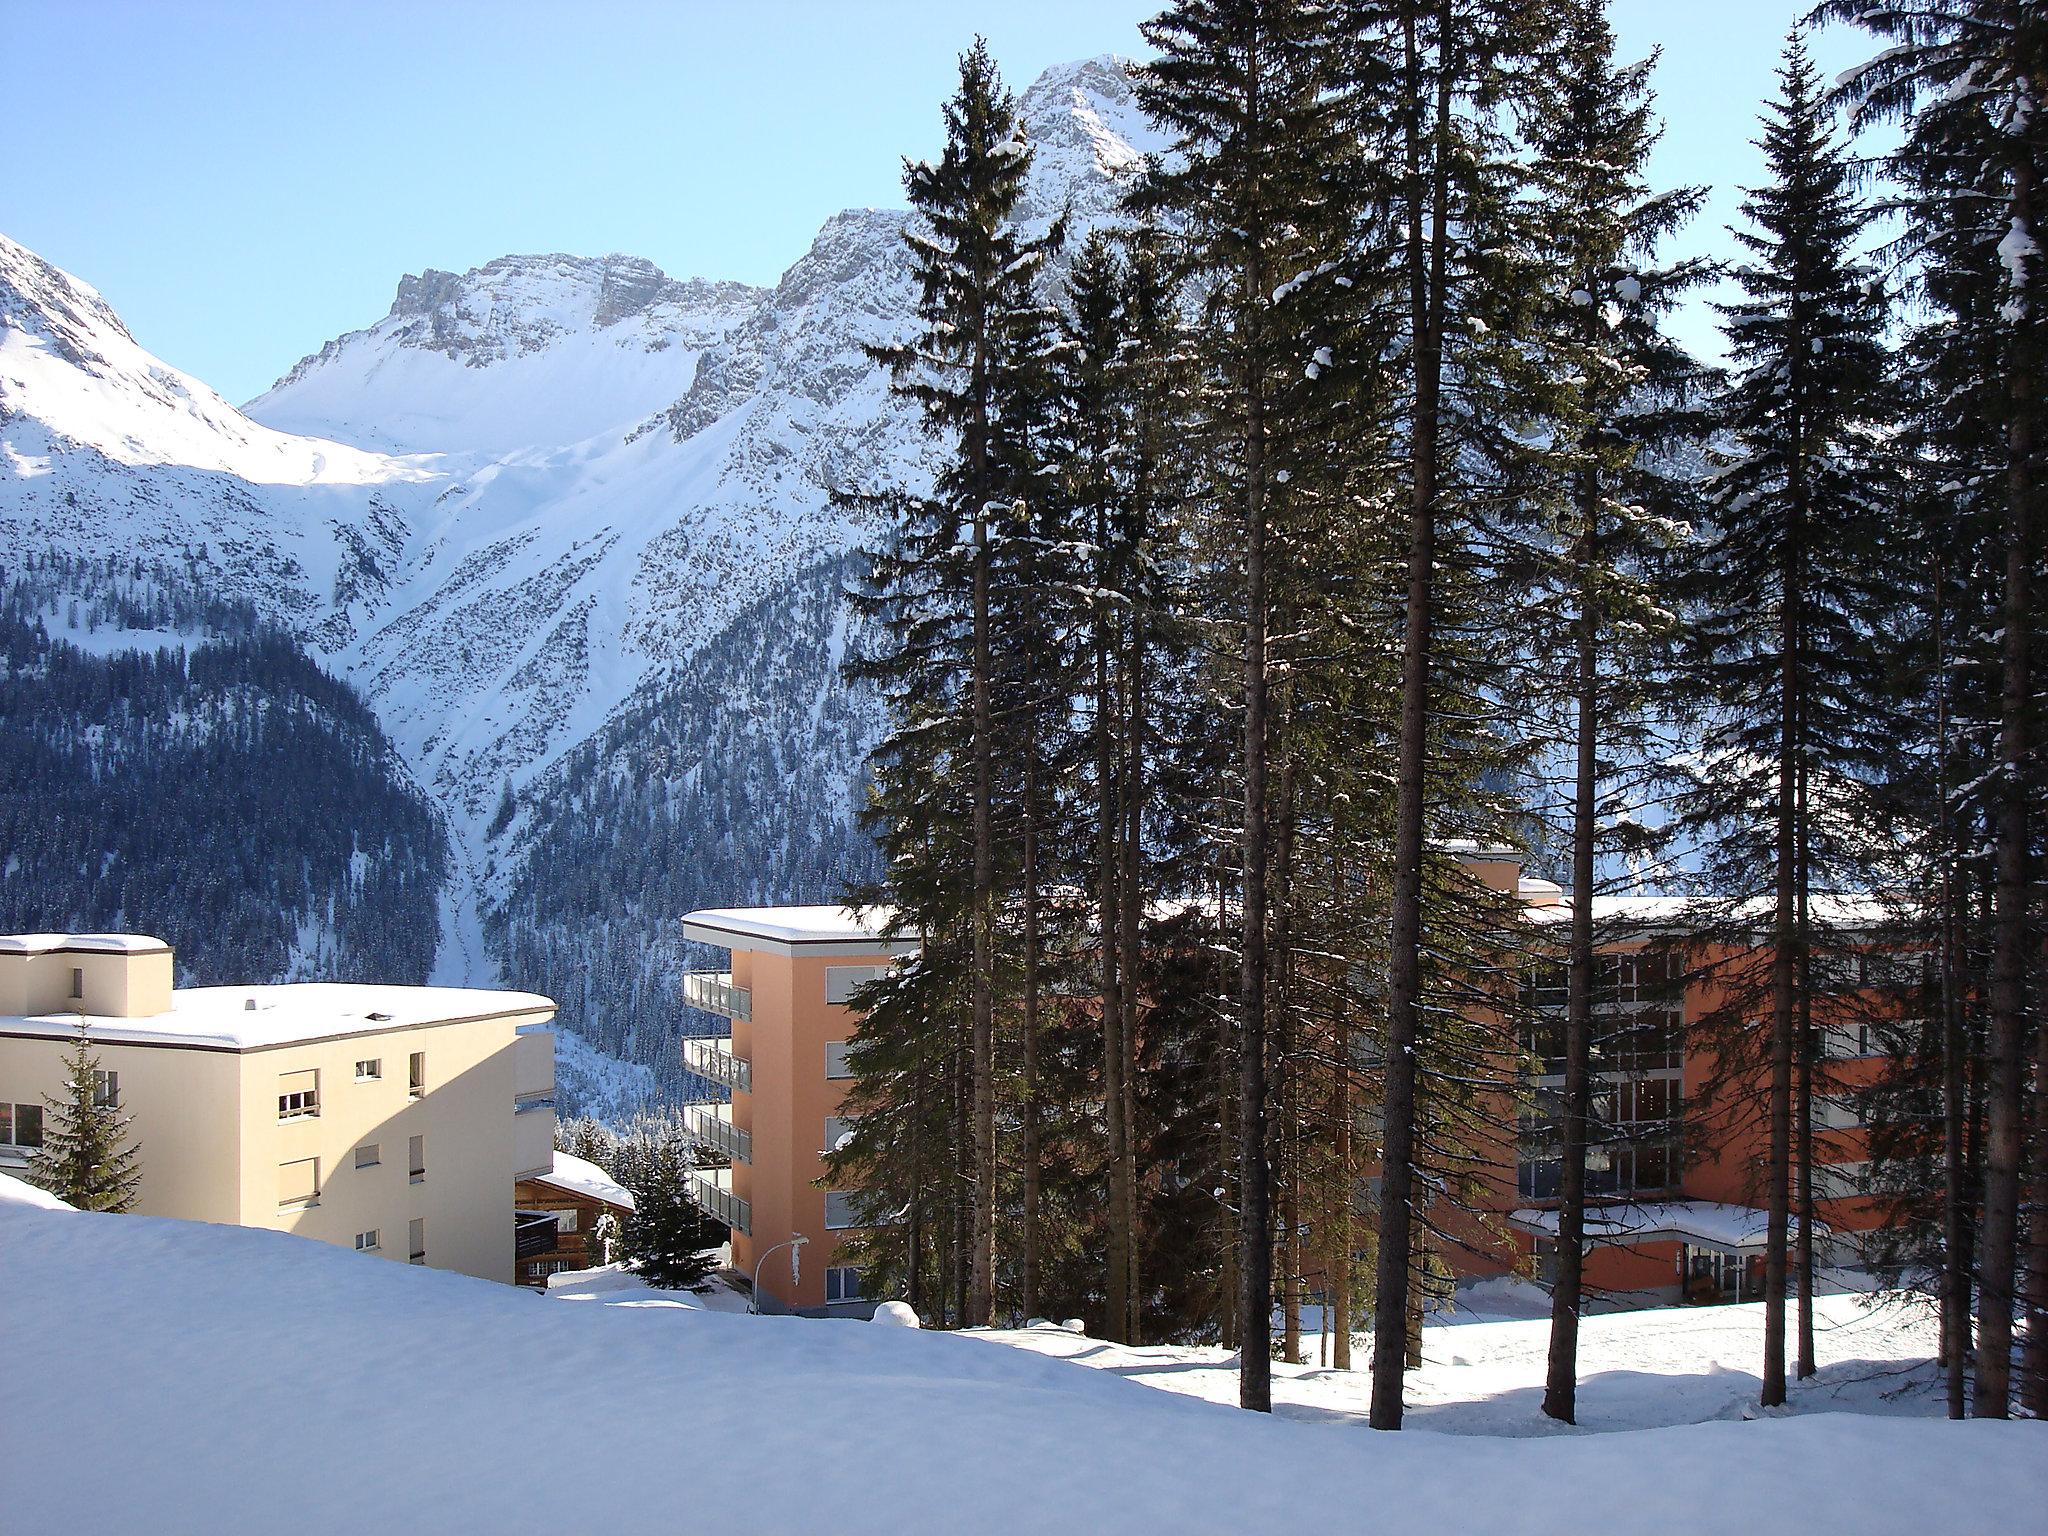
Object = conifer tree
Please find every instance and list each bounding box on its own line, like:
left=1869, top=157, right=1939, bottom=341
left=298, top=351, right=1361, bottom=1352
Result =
left=1820, top=0, right=2045, bottom=1418
left=626, top=1137, right=721, bottom=1291
left=1513, top=0, right=1713, bottom=1425
left=1134, top=0, right=1368, bottom=1410
left=1674, top=35, right=1896, bottom=1408
left=31, top=1031, right=141, bottom=1213
left=841, top=39, right=1061, bottom=1329
left=1333, top=0, right=1553, bottom=1432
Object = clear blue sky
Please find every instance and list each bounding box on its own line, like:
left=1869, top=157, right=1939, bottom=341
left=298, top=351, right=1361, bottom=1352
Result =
left=9, top=0, right=1867, bottom=404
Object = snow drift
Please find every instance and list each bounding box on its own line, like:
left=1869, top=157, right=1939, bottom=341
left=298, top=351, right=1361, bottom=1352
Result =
left=2, top=1197, right=2040, bottom=1535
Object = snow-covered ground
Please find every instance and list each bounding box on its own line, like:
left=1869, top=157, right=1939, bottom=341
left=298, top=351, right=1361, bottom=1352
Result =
left=979, top=1284, right=1947, bottom=1436
left=3, top=1182, right=2039, bottom=1535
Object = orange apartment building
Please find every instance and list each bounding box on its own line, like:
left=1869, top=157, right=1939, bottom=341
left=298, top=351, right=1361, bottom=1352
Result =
left=679, top=906, right=915, bottom=1314
left=682, top=859, right=1896, bottom=1318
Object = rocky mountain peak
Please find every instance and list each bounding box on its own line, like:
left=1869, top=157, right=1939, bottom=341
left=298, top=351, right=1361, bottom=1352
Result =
left=0, top=231, right=136, bottom=373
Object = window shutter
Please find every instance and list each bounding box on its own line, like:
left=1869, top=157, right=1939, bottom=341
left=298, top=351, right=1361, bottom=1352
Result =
left=278, top=1158, right=319, bottom=1206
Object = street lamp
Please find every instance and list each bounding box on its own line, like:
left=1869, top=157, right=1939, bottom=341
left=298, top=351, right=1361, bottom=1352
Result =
left=750, top=1234, right=809, bottom=1314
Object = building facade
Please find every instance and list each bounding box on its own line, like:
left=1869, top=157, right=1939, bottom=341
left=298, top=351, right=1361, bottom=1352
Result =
left=679, top=907, right=914, bottom=1314
left=0, top=933, right=557, bottom=1283
left=682, top=863, right=1894, bottom=1316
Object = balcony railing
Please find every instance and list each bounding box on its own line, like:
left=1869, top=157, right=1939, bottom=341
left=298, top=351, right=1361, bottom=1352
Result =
left=683, top=1036, right=751, bottom=1094
left=685, top=1102, right=752, bottom=1165
left=683, top=970, right=753, bottom=1022
left=688, top=1167, right=751, bottom=1236
left=515, top=1210, right=559, bottom=1261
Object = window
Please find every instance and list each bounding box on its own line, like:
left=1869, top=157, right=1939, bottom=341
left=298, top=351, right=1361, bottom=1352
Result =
left=409, top=1052, right=426, bottom=1099
left=277, top=1069, right=319, bottom=1121
left=825, top=1191, right=861, bottom=1230
left=824, top=1115, right=859, bottom=1155
left=409, top=1134, right=425, bottom=1182
left=355, top=1058, right=382, bottom=1081
left=278, top=1157, right=320, bottom=1208
left=409, top=1217, right=426, bottom=1264
left=354, top=1143, right=380, bottom=1170
left=70, top=967, right=83, bottom=1000
left=825, top=1265, right=865, bottom=1303
left=1517, top=1076, right=1682, bottom=1201
left=1, top=1102, right=45, bottom=1150
left=556, top=1209, right=579, bottom=1234
left=1817, top=1094, right=1865, bottom=1131
left=825, top=1041, right=853, bottom=1080
left=92, top=1070, right=119, bottom=1110
left=825, top=964, right=889, bottom=1006
left=354, top=1229, right=380, bottom=1252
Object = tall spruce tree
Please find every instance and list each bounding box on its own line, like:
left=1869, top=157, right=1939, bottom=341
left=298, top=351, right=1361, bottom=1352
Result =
left=1674, top=35, right=1896, bottom=1407
left=1133, top=0, right=1368, bottom=1411
left=32, top=1031, right=141, bottom=1213
left=1819, top=0, right=2046, bottom=1417
left=1336, top=0, right=1552, bottom=1432
left=1513, top=0, right=1713, bottom=1425
left=840, top=40, right=1061, bottom=1329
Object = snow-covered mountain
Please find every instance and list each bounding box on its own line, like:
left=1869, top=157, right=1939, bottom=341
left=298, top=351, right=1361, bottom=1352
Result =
left=2, top=55, right=1164, bottom=1113
left=248, top=253, right=762, bottom=459
left=0, top=232, right=437, bottom=649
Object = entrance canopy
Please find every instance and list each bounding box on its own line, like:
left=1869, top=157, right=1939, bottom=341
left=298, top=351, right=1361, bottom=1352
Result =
left=1509, top=1200, right=1826, bottom=1256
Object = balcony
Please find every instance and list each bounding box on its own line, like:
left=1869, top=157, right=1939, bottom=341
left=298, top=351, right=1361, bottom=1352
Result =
left=683, top=970, right=752, bottom=1022
left=683, top=1036, right=751, bottom=1094
left=688, top=1167, right=751, bottom=1236
left=515, top=1209, right=559, bottom=1262
left=685, top=1102, right=752, bottom=1165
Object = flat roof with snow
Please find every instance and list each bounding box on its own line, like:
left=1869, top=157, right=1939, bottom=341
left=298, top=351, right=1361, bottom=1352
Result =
left=1521, top=892, right=1896, bottom=934
left=0, top=982, right=556, bottom=1053
left=0, top=933, right=172, bottom=956
left=1509, top=1200, right=1827, bottom=1254
left=682, top=906, right=918, bottom=958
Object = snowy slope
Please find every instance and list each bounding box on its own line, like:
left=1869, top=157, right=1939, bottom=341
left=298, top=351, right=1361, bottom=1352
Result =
left=0, top=232, right=438, bottom=649
left=248, top=253, right=762, bottom=458
left=5, top=1196, right=2042, bottom=1535
left=983, top=1286, right=1955, bottom=1435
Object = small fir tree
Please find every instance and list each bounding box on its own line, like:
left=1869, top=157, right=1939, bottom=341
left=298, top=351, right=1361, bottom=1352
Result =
left=32, top=1031, right=142, bottom=1212
left=623, top=1140, right=721, bottom=1291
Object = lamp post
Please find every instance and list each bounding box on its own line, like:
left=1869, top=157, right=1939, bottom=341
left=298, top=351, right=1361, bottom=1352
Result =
left=750, top=1234, right=809, bottom=1314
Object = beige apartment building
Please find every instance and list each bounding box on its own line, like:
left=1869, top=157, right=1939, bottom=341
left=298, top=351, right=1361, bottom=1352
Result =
left=0, top=933, right=557, bottom=1283
left=679, top=906, right=913, bottom=1314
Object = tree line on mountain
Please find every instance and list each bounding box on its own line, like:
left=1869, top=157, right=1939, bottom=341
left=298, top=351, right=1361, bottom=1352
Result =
left=827, top=0, right=2044, bottom=1428
left=493, top=555, right=882, bottom=1109
left=0, top=555, right=447, bottom=988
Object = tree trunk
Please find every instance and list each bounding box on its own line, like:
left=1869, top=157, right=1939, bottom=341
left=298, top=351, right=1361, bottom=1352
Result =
left=1333, top=993, right=1354, bottom=1371
left=1976, top=194, right=2034, bottom=1413
left=1370, top=7, right=1449, bottom=1432
left=2009, top=164, right=2045, bottom=1420
left=1543, top=475, right=1600, bottom=1425
left=1762, top=601, right=1796, bottom=1408
left=1238, top=316, right=1273, bottom=1411
left=968, top=505, right=997, bottom=1329
left=1275, top=753, right=1299, bottom=1367
left=1020, top=752, right=1042, bottom=1325
left=1796, top=721, right=1816, bottom=1382
left=1120, top=608, right=1146, bottom=1343
left=1098, top=524, right=1132, bottom=1344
